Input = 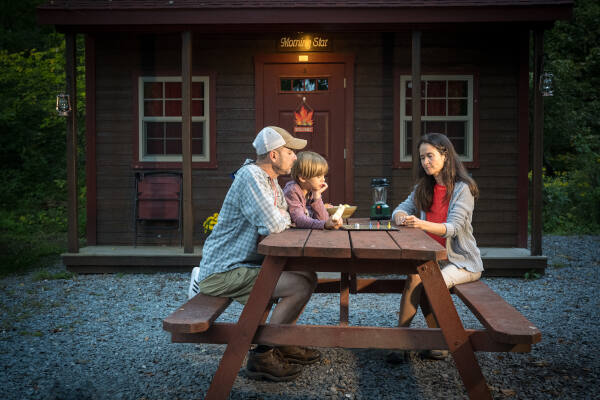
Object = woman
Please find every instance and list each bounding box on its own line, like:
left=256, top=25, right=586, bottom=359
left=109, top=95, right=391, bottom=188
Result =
left=392, top=132, right=483, bottom=360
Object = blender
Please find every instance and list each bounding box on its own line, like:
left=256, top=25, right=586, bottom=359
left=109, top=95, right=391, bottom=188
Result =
left=370, top=178, right=391, bottom=220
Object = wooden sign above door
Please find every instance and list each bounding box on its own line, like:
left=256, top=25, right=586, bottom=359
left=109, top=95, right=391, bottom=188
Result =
left=277, top=34, right=332, bottom=52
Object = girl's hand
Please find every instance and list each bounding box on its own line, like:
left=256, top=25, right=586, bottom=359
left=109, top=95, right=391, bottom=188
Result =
left=394, top=211, right=408, bottom=225
left=312, top=182, right=328, bottom=199
left=324, top=215, right=342, bottom=230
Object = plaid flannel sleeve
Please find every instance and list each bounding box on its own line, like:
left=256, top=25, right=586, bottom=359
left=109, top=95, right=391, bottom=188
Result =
left=238, top=169, right=290, bottom=235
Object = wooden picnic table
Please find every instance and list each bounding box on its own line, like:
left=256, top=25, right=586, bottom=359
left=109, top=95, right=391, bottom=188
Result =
left=165, top=218, right=541, bottom=399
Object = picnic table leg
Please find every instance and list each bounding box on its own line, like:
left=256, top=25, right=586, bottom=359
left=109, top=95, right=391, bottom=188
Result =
left=204, top=256, right=287, bottom=400
left=419, top=292, right=439, bottom=328
left=340, top=272, right=350, bottom=325
left=417, top=260, right=492, bottom=400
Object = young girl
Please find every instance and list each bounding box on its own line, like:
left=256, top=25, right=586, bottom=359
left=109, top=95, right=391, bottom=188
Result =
left=392, top=132, right=483, bottom=359
left=284, top=151, right=342, bottom=230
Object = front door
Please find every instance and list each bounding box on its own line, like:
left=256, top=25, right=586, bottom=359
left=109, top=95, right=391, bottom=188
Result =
left=258, top=61, right=347, bottom=204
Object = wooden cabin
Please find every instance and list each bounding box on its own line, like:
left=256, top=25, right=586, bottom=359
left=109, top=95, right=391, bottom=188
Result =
left=37, top=0, right=572, bottom=275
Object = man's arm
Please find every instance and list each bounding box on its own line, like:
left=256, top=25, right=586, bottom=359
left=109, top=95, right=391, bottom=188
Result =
left=238, top=169, right=290, bottom=235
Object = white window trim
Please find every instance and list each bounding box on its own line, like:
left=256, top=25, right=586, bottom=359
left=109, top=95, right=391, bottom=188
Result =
left=399, top=75, right=473, bottom=162
left=138, top=76, right=210, bottom=162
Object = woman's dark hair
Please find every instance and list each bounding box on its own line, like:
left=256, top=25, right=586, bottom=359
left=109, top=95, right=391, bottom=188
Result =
left=414, top=132, right=479, bottom=213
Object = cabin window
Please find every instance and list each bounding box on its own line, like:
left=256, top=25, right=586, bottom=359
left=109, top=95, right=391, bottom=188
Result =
left=399, top=75, right=474, bottom=162
left=138, top=76, right=210, bottom=163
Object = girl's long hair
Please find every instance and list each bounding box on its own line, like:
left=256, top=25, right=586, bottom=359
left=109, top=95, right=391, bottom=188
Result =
left=414, top=133, right=478, bottom=213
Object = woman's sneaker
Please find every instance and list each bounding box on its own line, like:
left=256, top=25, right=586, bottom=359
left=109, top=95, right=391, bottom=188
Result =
left=421, top=349, right=449, bottom=360
left=188, top=267, right=201, bottom=299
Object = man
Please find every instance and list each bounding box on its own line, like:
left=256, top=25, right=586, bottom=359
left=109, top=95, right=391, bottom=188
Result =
left=188, top=126, right=320, bottom=382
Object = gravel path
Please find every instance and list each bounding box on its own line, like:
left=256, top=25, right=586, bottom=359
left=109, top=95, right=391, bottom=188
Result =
left=1, top=235, right=599, bottom=400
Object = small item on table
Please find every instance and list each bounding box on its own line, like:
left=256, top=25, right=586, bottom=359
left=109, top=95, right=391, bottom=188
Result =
left=331, top=204, right=346, bottom=222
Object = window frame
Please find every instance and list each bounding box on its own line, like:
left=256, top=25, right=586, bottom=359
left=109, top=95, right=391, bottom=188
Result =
left=133, top=74, right=217, bottom=169
left=393, top=71, right=479, bottom=169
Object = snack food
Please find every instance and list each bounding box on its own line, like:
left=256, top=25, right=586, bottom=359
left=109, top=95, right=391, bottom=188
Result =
left=331, top=204, right=346, bottom=221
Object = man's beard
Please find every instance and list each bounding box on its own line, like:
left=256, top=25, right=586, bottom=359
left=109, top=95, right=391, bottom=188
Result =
left=272, top=161, right=290, bottom=176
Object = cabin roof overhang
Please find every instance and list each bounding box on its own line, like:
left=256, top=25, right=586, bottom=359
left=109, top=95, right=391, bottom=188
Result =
left=38, top=0, right=573, bottom=32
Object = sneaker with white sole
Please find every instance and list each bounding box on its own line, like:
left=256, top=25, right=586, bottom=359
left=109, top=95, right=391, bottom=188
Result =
left=188, top=267, right=201, bottom=299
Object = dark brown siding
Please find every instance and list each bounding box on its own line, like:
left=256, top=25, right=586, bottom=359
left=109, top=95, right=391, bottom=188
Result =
left=345, top=31, right=522, bottom=247
left=93, top=30, right=522, bottom=247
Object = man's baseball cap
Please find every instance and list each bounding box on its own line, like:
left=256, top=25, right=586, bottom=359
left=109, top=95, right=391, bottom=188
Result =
left=252, top=126, right=307, bottom=155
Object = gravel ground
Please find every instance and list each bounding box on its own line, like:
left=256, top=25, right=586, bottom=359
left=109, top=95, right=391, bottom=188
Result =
left=1, top=235, right=599, bottom=400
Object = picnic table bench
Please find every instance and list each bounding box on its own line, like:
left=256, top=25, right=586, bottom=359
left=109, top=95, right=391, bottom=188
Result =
left=163, top=221, right=541, bottom=399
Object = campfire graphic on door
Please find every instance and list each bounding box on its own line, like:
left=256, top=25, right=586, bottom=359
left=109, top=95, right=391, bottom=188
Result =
left=294, top=97, right=314, bottom=134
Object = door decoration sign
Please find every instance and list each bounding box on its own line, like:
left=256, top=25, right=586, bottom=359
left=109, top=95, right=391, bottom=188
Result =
left=294, top=97, right=314, bottom=134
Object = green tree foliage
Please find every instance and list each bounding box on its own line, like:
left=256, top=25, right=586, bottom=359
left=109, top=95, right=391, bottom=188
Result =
left=0, top=2, right=85, bottom=275
left=0, top=0, right=55, bottom=52
left=0, top=34, right=86, bottom=209
left=542, top=0, right=600, bottom=233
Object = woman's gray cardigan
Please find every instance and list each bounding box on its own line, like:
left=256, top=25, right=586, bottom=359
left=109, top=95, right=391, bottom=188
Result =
left=391, top=181, right=484, bottom=273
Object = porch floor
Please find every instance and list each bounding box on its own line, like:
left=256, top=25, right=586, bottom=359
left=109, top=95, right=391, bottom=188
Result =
left=62, top=245, right=546, bottom=277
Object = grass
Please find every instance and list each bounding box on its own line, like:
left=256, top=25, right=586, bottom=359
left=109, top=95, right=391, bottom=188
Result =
left=523, top=269, right=543, bottom=280
left=32, top=268, right=74, bottom=281
left=0, top=205, right=85, bottom=278
left=0, top=229, right=66, bottom=278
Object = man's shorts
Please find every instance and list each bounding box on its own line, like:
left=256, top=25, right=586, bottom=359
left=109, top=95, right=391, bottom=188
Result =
left=199, top=266, right=261, bottom=305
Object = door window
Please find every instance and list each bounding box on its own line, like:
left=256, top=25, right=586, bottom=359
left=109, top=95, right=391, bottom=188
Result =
left=280, top=78, right=329, bottom=92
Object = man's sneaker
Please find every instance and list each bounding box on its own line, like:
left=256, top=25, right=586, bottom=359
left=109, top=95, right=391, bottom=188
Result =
left=246, top=348, right=302, bottom=382
left=277, top=346, right=321, bottom=365
left=188, top=267, right=201, bottom=299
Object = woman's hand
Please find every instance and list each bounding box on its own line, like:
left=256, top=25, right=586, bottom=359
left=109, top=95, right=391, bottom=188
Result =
left=402, top=215, right=447, bottom=237
left=394, top=211, right=408, bottom=226
left=402, top=215, right=426, bottom=229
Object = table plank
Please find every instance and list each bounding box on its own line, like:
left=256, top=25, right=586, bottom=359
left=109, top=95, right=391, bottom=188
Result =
left=257, top=229, right=310, bottom=257
left=388, top=227, right=447, bottom=261
left=350, top=231, right=402, bottom=259
left=173, top=323, right=531, bottom=353
left=303, top=229, right=351, bottom=258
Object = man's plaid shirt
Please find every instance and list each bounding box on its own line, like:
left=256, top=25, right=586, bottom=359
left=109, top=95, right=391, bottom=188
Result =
left=197, top=159, right=291, bottom=281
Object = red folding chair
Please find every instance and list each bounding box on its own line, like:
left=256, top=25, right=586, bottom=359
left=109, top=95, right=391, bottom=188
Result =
left=134, top=171, right=182, bottom=247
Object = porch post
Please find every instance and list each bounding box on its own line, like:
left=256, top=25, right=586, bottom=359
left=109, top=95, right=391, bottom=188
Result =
left=65, top=32, right=78, bottom=253
left=181, top=31, right=194, bottom=253
left=531, top=29, right=544, bottom=256
left=411, top=30, right=422, bottom=181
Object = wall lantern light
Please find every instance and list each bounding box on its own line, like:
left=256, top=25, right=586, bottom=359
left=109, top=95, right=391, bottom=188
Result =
left=540, top=72, right=554, bottom=97
left=56, top=93, right=72, bottom=116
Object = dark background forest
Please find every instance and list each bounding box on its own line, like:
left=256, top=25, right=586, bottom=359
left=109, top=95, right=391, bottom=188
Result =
left=1, top=0, right=598, bottom=276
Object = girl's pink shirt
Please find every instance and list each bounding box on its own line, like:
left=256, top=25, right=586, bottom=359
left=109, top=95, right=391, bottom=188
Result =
left=283, top=180, right=329, bottom=229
